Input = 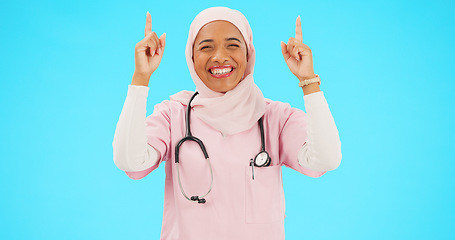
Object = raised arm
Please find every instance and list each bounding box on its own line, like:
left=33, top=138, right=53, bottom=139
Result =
left=113, top=12, right=165, bottom=173
left=281, top=16, right=341, bottom=171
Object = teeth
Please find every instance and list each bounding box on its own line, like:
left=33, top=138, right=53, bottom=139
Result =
left=210, top=67, right=232, bottom=75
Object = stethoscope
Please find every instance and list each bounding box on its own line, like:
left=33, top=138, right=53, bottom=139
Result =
left=175, top=92, right=271, bottom=204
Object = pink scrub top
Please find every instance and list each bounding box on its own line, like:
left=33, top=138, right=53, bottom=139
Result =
left=125, top=99, right=326, bottom=240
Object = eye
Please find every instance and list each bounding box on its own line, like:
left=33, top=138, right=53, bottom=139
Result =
left=201, top=46, right=211, bottom=50
left=228, top=44, right=240, bottom=48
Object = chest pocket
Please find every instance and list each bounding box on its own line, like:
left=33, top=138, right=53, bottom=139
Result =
left=245, top=165, right=284, bottom=224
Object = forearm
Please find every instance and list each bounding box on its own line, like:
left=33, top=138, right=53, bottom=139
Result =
left=112, top=85, right=159, bottom=171
left=297, top=91, right=342, bottom=171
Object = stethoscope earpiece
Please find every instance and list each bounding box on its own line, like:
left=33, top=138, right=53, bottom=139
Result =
left=191, top=196, right=206, bottom=204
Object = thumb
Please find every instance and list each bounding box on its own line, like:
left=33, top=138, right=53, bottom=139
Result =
left=158, top=33, right=166, bottom=55
left=281, top=41, right=290, bottom=61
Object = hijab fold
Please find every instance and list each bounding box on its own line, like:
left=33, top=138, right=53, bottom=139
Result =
left=170, top=7, right=265, bottom=135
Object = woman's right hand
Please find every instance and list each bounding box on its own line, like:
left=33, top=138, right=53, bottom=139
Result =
left=132, top=11, right=166, bottom=86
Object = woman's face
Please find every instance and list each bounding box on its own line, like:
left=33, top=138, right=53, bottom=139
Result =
left=193, top=20, right=247, bottom=93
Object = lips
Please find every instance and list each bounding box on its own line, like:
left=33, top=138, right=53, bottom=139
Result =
left=208, top=65, right=234, bottom=78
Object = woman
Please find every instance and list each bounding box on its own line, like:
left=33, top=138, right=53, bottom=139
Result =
left=113, top=6, right=341, bottom=239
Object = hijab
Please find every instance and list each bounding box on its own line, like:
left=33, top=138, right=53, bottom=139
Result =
left=170, top=7, right=265, bottom=135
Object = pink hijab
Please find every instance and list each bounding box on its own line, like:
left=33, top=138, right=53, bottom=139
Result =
left=170, top=7, right=265, bottom=135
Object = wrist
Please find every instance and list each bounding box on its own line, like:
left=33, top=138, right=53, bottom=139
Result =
left=298, top=73, right=317, bottom=81
left=298, top=74, right=321, bottom=95
left=131, top=72, right=151, bottom=86
left=301, top=82, right=320, bottom=95
left=298, top=74, right=320, bottom=87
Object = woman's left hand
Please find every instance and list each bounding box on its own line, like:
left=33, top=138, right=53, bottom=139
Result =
left=281, top=16, right=317, bottom=81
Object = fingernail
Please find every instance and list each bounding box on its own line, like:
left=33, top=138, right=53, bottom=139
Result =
left=151, top=50, right=155, bottom=57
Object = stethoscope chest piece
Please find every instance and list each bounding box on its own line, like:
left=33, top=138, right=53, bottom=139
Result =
left=249, top=116, right=271, bottom=180
left=253, top=151, right=271, bottom=167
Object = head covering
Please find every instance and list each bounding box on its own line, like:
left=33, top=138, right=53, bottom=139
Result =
left=170, top=6, right=265, bottom=135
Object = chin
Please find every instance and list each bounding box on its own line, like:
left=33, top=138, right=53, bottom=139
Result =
left=204, top=78, right=239, bottom=93
left=212, top=86, right=232, bottom=93
left=214, top=82, right=240, bottom=93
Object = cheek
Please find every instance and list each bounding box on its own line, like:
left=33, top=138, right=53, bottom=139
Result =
left=193, top=55, right=206, bottom=72
left=237, top=49, right=247, bottom=66
left=235, top=53, right=247, bottom=71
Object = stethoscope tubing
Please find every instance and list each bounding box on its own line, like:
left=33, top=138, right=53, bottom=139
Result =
left=174, top=91, right=270, bottom=203
left=176, top=156, right=213, bottom=201
left=175, top=92, right=213, bottom=204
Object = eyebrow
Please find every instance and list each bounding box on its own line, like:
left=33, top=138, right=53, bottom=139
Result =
left=226, top=37, right=241, bottom=43
left=198, top=39, right=214, bottom=45
left=198, top=37, right=242, bottom=45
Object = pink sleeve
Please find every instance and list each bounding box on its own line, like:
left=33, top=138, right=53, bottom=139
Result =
left=125, top=101, right=172, bottom=180
left=278, top=103, right=326, bottom=178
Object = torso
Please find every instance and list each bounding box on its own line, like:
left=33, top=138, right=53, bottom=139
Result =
left=159, top=100, right=289, bottom=240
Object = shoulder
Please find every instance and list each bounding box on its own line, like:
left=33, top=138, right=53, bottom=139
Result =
left=146, top=99, right=185, bottom=123
left=152, top=99, right=185, bottom=113
left=265, top=99, right=306, bottom=118
left=265, top=100, right=291, bottom=112
left=264, top=99, right=306, bottom=130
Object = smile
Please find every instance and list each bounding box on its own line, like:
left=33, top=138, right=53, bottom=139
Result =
left=208, top=66, right=234, bottom=78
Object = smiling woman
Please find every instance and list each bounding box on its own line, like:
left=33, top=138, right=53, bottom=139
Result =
left=193, top=20, right=247, bottom=93
left=112, top=6, right=342, bottom=240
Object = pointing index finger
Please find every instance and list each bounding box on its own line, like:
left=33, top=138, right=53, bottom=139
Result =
left=295, top=16, right=303, bottom=42
left=145, top=11, right=152, bottom=37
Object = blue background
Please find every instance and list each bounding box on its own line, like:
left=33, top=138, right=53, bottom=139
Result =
left=1, top=0, right=454, bottom=239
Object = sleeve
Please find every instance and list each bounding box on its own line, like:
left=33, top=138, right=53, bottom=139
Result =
left=124, top=99, right=172, bottom=180
left=278, top=102, right=326, bottom=178
left=279, top=91, right=342, bottom=177
left=298, top=91, right=342, bottom=172
left=112, top=85, right=170, bottom=180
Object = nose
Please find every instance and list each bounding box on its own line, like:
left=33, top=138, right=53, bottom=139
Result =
left=212, top=47, right=229, bottom=63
